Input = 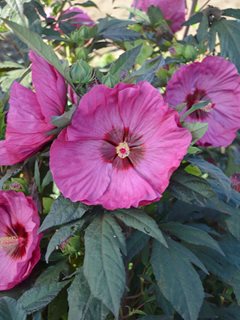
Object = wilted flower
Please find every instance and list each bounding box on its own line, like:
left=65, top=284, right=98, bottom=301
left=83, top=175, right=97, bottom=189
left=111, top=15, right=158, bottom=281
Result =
left=60, top=7, right=95, bottom=29
left=231, top=173, right=240, bottom=193
left=0, top=51, right=67, bottom=165
left=0, top=191, right=41, bottom=290
left=165, top=56, right=240, bottom=147
left=132, top=0, right=186, bottom=33
left=50, top=81, right=191, bottom=210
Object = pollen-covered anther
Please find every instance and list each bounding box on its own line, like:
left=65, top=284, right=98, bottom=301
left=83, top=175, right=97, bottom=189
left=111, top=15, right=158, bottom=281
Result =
left=0, top=236, right=18, bottom=249
left=116, top=142, right=130, bottom=159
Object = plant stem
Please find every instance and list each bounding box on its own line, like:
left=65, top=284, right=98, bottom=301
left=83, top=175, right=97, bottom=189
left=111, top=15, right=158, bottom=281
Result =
left=183, top=0, right=198, bottom=39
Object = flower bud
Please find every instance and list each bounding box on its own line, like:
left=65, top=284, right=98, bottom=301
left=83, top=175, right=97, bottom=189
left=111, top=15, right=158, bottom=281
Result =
left=70, top=60, right=93, bottom=84
left=183, top=45, right=197, bottom=61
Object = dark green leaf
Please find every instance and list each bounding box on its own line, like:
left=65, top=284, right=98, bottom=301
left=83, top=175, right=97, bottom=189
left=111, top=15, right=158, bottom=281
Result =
left=45, top=221, right=84, bottom=263
left=109, top=45, right=141, bottom=79
left=183, top=12, right=203, bottom=26
left=98, top=18, right=141, bottom=41
left=3, top=19, right=70, bottom=81
left=127, top=55, right=164, bottom=83
left=126, top=230, right=149, bottom=261
left=162, top=222, right=223, bottom=255
left=151, top=239, right=204, bottom=320
left=222, top=8, right=240, bottom=19
left=18, top=281, right=69, bottom=314
left=116, top=209, right=167, bottom=247
left=83, top=214, right=126, bottom=318
left=211, top=19, right=240, bottom=71
left=197, top=15, right=209, bottom=43
left=39, top=196, right=89, bottom=232
left=68, top=269, right=109, bottom=320
left=0, top=297, right=26, bottom=320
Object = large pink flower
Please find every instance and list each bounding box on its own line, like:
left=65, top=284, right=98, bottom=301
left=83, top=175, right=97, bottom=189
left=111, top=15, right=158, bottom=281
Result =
left=50, top=81, right=191, bottom=210
left=165, top=56, right=240, bottom=147
left=60, top=7, right=95, bottom=29
left=132, top=0, right=186, bottom=33
left=0, top=51, right=67, bottom=165
left=0, top=191, right=41, bottom=290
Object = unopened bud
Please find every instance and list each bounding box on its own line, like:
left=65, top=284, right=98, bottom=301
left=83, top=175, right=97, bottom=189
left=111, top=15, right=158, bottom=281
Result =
left=70, top=60, right=93, bottom=84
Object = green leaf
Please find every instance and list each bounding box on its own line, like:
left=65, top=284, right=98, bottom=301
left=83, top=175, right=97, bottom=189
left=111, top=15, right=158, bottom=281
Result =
left=45, top=221, right=84, bottom=263
left=127, top=55, right=164, bottom=83
left=222, top=8, right=240, bottom=19
left=115, top=209, right=167, bottom=247
left=182, top=122, right=208, bottom=144
left=147, top=6, right=164, bottom=27
left=169, top=170, right=216, bottom=207
left=78, top=0, right=99, bottom=9
left=35, top=261, right=69, bottom=286
left=126, top=230, right=149, bottom=261
left=39, top=196, right=89, bottom=232
left=151, top=239, right=204, bottom=320
left=98, top=18, right=141, bottom=42
left=181, top=100, right=211, bottom=121
left=18, top=281, right=69, bottom=314
left=68, top=269, right=109, bottom=320
left=0, top=297, right=26, bottom=320
left=211, top=19, right=240, bottom=71
left=34, top=160, right=41, bottom=191
left=41, top=170, right=53, bottom=191
left=183, top=12, right=203, bottom=26
left=3, top=19, right=70, bottom=81
left=109, top=45, right=141, bottom=79
left=196, top=15, right=209, bottom=43
left=83, top=214, right=126, bottom=318
left=162, top=222, right=224, bottom=255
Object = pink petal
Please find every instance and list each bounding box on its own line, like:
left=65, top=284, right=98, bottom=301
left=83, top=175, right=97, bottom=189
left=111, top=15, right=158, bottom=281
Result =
left=50, top=130, right=112, bottom=203
left=29, top=51, right=67, bottom=122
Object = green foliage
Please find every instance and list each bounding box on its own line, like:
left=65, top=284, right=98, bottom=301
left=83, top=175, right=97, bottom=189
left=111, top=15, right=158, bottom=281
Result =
left=0, top=297, right=26, bottom=320
left=83, top=214, right=126, bottom=318
left=40, top=196, right=89, bottom=232
left=68, top=269, right=109, bottom=320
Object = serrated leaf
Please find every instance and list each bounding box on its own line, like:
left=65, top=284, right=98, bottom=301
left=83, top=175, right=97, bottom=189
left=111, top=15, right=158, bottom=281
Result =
left=68, top=269, right=109, bottom=320
left=0, top=297, right=26, bottom=320
left=45, top=221, right=85, bottom=263
left=151, top=239, right=204, bottom=320
left=115, top=209, right=167, bottom=247
left=83, top=215, right=126, bottom=318
left=98, top=18, right=141, bottom=41
left=162, top=222, right=224, bottom=255
left=109, top=45, right=141, bottom=79
left=18, top=281, right=69, bottom=314
left=3, top=19, right=70, bottom=82
left=196, top=15, right=209, bottom=43
left=39, top=196, right=89, bottom=232
left=127, top=55, right=164, bottom=83
left=211, top=19, right=240, bottom=71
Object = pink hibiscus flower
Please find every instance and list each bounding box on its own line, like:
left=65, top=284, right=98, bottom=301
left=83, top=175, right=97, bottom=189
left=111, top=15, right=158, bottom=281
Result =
left=165, top=56, right=240, bottom=147
left=0, top=191, right=41, bottom=290
left=132, top=0, right=186, bottom=33
left=0, top=51, right=67, bottom=165
left=50, top=81, right=191, bottom=210
left=60, top=7, right=95, bottom=29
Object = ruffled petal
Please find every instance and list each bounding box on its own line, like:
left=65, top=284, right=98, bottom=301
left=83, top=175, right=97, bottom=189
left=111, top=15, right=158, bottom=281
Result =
left=29, top=51, right=67, bottom=122
left=50, top=130, right=112, bottom=203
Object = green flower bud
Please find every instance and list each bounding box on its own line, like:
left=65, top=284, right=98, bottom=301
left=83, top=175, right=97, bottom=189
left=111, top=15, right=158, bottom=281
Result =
left=102, top=73, right=118, bottom=88
left=183, top=45, right=197, bottom=61
left=70, top=60, right=93, bottom=84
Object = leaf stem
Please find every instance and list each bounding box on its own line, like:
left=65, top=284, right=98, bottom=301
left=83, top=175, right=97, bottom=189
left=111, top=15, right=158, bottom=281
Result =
left=183, top=0, right=199, bottom=39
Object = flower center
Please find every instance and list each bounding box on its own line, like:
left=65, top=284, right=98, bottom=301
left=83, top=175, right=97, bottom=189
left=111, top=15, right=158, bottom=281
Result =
left=116, top=142, right=130, bottom=159
left=186, top=88, right=214, bottom=120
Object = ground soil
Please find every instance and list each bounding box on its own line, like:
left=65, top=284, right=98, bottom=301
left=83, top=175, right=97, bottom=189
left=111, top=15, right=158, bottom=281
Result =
left=86, top=0, right=240, bottom=24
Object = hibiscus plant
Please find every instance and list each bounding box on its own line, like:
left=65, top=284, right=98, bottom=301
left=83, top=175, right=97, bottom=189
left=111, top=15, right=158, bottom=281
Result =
left=0, top=0, right=240, bottom=319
